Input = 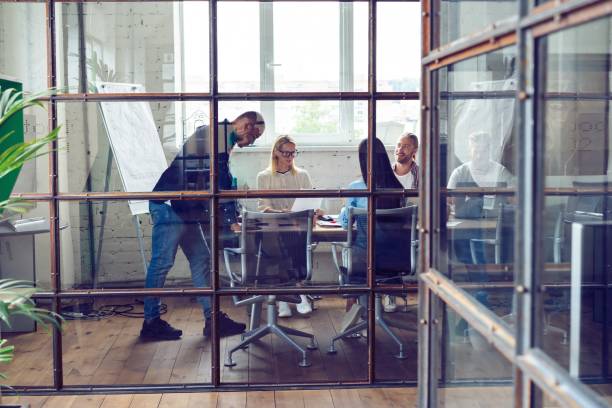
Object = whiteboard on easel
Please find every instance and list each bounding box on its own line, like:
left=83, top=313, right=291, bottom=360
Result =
left=97, top=82, right=168, bottom=215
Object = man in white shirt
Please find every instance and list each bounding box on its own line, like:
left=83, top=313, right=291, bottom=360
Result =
left=393, top=132, right=419, bottom=189
left=385, top=133, right=419, bottom=313
left=447, top=131, right=513, bottom=189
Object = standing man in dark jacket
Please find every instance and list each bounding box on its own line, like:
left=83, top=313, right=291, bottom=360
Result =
left=140, top=111, right=264, bottom=340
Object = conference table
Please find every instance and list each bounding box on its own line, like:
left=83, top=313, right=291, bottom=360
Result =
left=313, top=214, right=498, bottom=242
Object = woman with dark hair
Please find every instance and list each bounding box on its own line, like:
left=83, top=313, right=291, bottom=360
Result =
left=340, top=137, right=403, bottom=229
left=339, top=138, right=406, bottom=313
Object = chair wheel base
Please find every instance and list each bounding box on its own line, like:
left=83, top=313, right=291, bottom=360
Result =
left=298, top=359, right=311, bottom=368
left=394, top=352, right=409, bottom=360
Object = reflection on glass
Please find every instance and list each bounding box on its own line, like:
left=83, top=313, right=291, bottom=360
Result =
left=438, top=0, right=516, bottom=47
left=62, top=296, right=212, bottom=385
left=59, top=200, right=212, bottom=292
left=438, top=47, right=517, bottom=325
left=256, top=135, right=316, bottom=213
left=56, top=2, right=209, bottom=93
left=219, top=197, right=363, bottom=288
left=376, top=100, right=421, bottom=153
left=0, top=3, right=47, bottom=92
left=377, top=2, right=420, bottom=92
left=440, top=307, right=513, bottom=398
left=218, top=2, right=367, bottom=92
left=220, top=294, right=367, bottom=383
left=375, top=291, right=418, bottom=381
left=2, top=300, right=53, bottom=387
left=10, top=102, right=51, bottom=195
left=220, top=101, right=366, bottom=191
left=0, top=202, right=51, bottom=290
left=57, top=103, right=262, bottom=194
left=538, top=16, right=612, bottom=397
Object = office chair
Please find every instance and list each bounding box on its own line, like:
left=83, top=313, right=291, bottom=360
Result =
left=223, top=209, right=318, bottom=368
left=328, top=206, right=418, bottom=359
left=469, top=203, right=568, bottom=344
left=469, top=202, right=515, bottom=265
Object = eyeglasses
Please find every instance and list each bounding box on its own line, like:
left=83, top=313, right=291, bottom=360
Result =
left=277, top=149, right=298, bottom=158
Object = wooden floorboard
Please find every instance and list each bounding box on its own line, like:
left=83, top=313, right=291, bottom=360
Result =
left=9, top=389, right=409, bottom=408
left=2, top=296, right=610, bottom=407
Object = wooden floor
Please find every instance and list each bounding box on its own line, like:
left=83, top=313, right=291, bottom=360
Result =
left=0, top=388, right=416, bottom=408
left=3, top=296, right=419, bottom=386
left=2, top=296, right=610, bottom=406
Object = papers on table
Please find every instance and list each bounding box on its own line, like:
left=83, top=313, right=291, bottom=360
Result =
left=291, top=197, right=322, bottom=212
left=316, top=215, right=340, bottom=228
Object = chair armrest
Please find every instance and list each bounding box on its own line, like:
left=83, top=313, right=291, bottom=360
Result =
left=469, top=238, right=498, bottom=264
left=330, top=242, right=352, bottom=278
left=223, top=247, right=243, bottom=283
left=224, top=248, right=244, bottom=255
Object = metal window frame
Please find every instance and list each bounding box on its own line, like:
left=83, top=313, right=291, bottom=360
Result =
left=0, top=0, right=425, bottom=395
left=419, top=0, right=612, bottom=406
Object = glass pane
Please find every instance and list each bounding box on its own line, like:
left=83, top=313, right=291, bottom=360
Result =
left=219, top=197, right=360, bottom=288
left=377, top=2, right=420, bottom=92
left=220, top=294, right=368, bottom=383
left=537, top=16, right=612, bottom=398
left=374, top=291, right=418, bottom=381
left=1, top=298, right=54, bottom=388
left=59, top=200, right=212, bottom=292
left=438, top=305, right=513, bottom=406
left=0, top=202, right=52, bottom=290
left=438, top=0, right=517, bottom=47
left=0, top=3, right=47, bottom=92
left=0, top=95, right=51, bottom=195
left=57, top=101, right=210, bottom=193
left=376, top=100, right=420, bottom=193
left=55, top=2, right=209, bottom=94
left=219, top=101, right=366, bottom=191
left=62, top=295, right=212, bottom=385
left=437, top=47, right=517, bottom=327
left=218, top=2, right=368, bottom=93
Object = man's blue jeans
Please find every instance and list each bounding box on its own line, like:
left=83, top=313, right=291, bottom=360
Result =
left=144, top=201, right=211, bottom=321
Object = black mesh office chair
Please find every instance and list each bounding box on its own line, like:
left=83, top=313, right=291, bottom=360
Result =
left=223, top=209, right=318, bottom=368
left=328, top=206, right=418, bottom=359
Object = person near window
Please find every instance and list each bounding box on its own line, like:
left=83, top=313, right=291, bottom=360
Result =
left=256, top=135, right=318, bottom=317
left=140, top=111, right=264, bottom=341
left=340, top=137, right=405, bottom=261
left=387, top=132, right=419, bottom=312
left=393, top=132, right=419, bottom=190
left=447, top=131, right=514, bottom=311
left=339, top=137, right=406, bottom=317
left=447, top=131, right=513, bottom=191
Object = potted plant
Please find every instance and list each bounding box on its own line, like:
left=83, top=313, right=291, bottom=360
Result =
left=0, top=86, right=63, bottom=405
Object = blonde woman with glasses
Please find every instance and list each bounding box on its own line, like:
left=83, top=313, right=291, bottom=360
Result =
left=256, top=135, right=312, bottom=213
left=256, top=135, right=316, bottom=317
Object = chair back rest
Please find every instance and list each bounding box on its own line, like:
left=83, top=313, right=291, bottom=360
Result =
left=349, top=206, right=417, bottom=278
left=239, top=209, right=314, bottom=286
left=495, top=203, right=516, bottom=264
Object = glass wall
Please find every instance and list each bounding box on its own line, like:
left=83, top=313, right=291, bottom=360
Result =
left=536, top=15, right=612, bottom=401
left=0, top=0, right=421, bottom=392
left=421, top=0, right=612, bottom=406
left=437, top=47, right=517, bottom=329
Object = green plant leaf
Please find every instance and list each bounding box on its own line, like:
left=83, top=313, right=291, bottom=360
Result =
left=0, top=339, right=15, bottom=364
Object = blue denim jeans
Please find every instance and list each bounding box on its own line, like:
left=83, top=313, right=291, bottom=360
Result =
left=144, top=201, right=211, bottom=320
